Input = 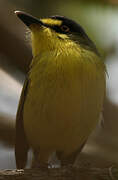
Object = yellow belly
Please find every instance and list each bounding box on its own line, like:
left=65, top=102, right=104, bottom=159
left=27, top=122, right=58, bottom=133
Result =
left=24, top=89, right=100, bottom=154
left=23, top=53, right=105, bottom=156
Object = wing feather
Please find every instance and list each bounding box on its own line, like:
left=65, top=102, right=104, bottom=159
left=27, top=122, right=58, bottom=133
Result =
left=15, top=78, right=29, bottom=169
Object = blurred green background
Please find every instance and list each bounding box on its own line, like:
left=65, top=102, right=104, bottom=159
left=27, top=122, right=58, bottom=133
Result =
left=0, top=0, right=118, bottom=169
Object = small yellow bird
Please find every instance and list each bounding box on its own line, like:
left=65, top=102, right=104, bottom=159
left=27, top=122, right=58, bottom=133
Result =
left=15, top=11, right=106, bottom=169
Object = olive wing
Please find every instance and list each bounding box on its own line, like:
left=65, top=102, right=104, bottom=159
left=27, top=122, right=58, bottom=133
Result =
left=15, top=78, right=29, bottom=169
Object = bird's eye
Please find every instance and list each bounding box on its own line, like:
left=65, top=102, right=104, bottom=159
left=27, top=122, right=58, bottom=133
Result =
left=61, top=25, right=70, bottom=32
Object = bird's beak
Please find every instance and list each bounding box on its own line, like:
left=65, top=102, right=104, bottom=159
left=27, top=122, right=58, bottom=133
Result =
left=15, top=11, right=43, bottom=28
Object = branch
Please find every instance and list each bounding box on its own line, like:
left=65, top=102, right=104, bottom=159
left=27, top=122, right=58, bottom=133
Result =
left=0, top=166, right=118, bottom=180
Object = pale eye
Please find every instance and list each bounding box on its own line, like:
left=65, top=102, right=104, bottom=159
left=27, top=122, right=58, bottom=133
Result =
left=61, top=25, right=70, bottom=32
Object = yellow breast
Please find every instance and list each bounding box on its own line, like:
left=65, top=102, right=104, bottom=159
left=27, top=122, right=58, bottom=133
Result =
left=23, top=48, right=106, bottom=155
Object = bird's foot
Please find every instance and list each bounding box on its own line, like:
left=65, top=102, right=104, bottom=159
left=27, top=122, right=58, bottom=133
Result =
left=61, top=160, right=73, bottom=168
left=32, top=162, right=52, bottom=169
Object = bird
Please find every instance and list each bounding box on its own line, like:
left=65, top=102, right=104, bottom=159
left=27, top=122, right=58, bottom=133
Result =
left=15, top=11, right=106, bottom=169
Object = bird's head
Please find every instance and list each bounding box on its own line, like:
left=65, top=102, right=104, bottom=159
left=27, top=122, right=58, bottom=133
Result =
left=15, top=11, right=99, bottom=57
